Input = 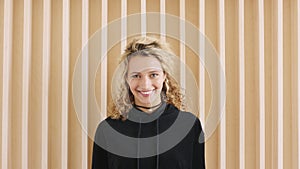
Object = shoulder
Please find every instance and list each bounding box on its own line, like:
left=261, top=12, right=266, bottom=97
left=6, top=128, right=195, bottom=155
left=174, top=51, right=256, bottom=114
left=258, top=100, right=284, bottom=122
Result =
left=94, top=117, right=117, bottom=134
left=166, top=104, right=202, bottom=126
left=176, top=109, right=204, bottom=133
left=96, top=117, right=123, bottom=130
left=95, top=116, right=131, bottom=136
left=167, top=104, right=203, bottom=130
left=167, top=104, right=197, bottom=119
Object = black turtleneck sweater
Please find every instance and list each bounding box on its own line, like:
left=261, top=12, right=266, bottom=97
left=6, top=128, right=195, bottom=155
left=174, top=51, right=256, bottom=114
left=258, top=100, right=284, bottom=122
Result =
left=92, top=103, right=206, bottom=169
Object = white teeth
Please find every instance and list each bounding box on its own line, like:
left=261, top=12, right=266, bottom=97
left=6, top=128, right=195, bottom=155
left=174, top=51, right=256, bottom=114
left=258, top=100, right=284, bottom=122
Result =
left=140, top=91, right=152, bottom=95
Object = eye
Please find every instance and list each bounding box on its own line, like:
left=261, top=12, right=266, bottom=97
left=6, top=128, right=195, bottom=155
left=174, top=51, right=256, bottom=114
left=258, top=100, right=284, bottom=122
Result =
left=131, top=74, right=140, bottom=79
left=150, top=73, right=159, bottom=78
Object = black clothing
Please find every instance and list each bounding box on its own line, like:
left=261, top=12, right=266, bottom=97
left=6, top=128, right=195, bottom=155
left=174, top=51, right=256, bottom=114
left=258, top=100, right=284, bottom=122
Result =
left=92, top=103, right=206, bottom=169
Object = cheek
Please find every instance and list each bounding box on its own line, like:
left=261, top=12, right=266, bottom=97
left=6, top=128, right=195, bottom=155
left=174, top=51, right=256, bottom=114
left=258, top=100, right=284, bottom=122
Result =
left=154, top=79, right=165, bottom=88
left=128, top=80, right=137, bottom=91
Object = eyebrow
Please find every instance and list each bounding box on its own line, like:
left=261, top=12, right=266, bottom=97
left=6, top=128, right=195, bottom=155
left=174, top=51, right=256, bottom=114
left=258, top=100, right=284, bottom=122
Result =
left=128, top=70, right=162, bottom=75
left=128, top=72, right=139, bottom=75
left=148, top=70, right=162, bottom=73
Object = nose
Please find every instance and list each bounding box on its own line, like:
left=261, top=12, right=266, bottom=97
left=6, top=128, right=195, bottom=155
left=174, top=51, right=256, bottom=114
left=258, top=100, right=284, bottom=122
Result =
left=139, top=76, right=151, bottom=89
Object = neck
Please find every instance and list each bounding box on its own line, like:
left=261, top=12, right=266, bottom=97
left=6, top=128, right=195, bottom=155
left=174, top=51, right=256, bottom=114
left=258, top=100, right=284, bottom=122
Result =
left=134, top=102, right=162, bottom=113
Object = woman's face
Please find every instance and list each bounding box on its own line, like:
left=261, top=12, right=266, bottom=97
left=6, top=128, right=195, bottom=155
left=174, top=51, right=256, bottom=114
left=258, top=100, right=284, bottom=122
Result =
left=127, top=55, right=166, bottom=107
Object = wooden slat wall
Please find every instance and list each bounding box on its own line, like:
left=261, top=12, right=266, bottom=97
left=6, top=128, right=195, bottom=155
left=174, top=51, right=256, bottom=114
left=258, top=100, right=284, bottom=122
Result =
left=0, top=0, right=299, bottom=169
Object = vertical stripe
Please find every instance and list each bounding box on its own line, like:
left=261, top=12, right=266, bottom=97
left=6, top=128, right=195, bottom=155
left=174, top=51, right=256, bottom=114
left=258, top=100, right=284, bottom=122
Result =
left=180, top=0, right=186, bottom=89
left=298, top=0, right=300, bottom=168
left=258, top=0, right=265, bottom=168
left=22, top=0, right=32, bottom=168
left=62, top=0, right=70, bottom=168
left=219, top=0, right=226, bottom=168
left=160, top=0, right=166, bottom=41
left=82, top=0, right=89, bottom=168
left=141, top=0, right=146, bottom=36
left=121, top=0, right=127, bottom=51
left=277, top=0, right=283, bottom=168
left=199, top=0, right=205, bottom=127
left=2, top=0, right=13, bottom=169
left=101, top=0, right=108, bottom=120
left=42, top=0, right=51, bottom=168
left=238, top=0, right=245, bottom=168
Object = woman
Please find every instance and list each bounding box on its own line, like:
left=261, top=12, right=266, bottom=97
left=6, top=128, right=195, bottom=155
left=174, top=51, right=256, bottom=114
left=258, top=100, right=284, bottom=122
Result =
left=92, top=36, right=206, bottom=169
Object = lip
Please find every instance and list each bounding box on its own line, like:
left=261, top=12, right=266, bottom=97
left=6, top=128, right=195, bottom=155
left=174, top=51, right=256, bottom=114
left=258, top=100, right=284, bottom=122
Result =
left=138, top=90, right=154, bottom=97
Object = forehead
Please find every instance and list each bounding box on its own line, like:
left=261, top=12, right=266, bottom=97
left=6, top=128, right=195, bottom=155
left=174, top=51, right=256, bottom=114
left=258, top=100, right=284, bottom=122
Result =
left=127, top=56, right=163, bottom=73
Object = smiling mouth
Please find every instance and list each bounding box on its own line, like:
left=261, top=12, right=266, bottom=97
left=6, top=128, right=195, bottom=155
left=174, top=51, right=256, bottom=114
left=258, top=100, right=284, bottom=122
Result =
left=140, top=91, right=152, bottom=94
left=138, top=90, right=154, bottom=97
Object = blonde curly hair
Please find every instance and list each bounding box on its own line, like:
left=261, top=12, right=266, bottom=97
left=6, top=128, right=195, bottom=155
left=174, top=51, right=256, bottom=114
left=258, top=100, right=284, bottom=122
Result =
left=108, top=36, right=186, bottom=120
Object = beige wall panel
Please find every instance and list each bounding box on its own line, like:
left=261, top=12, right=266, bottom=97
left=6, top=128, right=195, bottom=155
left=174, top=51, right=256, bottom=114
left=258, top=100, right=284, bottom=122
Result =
left=90, top=0, right=102, bottom=115
left=127, top=0, right=141, bottom=38
left=88, top=137, right=94, bottom=169
left=272, top=0, right=279, bottom=168
left=166, top=0, right=179, bottom=16
left=108, top=0, right=121, bottom=23
left=225, top=0, right=239, bottom=168
left=107, top=0, right=121, bottom=108
left=11, top=0, right=24, bottom=168
left=291, top=0, right=299, bottom=168
left=184, top=47, right=201, bottom=118
left=146, top=0, right=160, bottom=12
left=0, top=0, right=4, bottom=166
left=49, top=0, right=63, bottom=168
left=185, top=47, right=199, bottom=90
left=28, top=0, right=43, bottom=168
left=107, top=40, right=121, bottom=105
left=146, top=1, right=160, bottom=38
left=245, top=0, right=260, bottom=169
left=127, top=0, right=140, bottom=15
left=88, top=43, right=100, bottom=169
left=264, top=0, right=274, bottom=168
left=165, top=0, right=180, bottom=57
left=88, top=1, right=102, bottom=119
left=146, top=0, right=159, bottom=38
left=283, top=0, right=293, bottom=169
left=69, top=0, right=83, bottom=168
left=185, top=0, right=199, bottom=86
left=89, top=0, right=101, bottom=37
left=94, top=71, right=101, bottom=117
left=146, top=0, right=160, bottom=38
left=205, top=0, right=219, bottom=168
left=88, top=0, right=102, bottom=167
left=205, top=0, right=219, bottom=51
left=186, top=0, right=199, bottom=25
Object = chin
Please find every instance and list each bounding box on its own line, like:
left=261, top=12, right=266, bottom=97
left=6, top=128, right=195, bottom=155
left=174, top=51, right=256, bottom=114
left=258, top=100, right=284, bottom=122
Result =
left=135, top=97, right=154, bottom=105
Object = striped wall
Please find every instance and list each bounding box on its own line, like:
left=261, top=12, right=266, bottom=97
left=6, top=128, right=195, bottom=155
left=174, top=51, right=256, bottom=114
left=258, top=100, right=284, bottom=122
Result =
left=0, top=0, right=299, bottom=169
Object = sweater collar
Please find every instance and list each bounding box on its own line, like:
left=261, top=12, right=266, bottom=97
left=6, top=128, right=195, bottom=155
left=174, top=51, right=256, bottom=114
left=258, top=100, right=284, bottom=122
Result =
left=127, top=101, right=167, bottom=123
